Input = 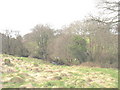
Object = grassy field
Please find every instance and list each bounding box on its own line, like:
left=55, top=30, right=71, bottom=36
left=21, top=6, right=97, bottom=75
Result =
left=0, top=54, right=118, bottom=88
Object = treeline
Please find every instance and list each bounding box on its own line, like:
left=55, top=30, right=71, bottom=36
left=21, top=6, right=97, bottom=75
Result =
left=1, top=18, right=118, bottom=68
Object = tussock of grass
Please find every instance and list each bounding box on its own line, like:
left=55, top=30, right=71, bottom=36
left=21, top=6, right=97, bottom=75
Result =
left=1, top=54, right=118, bottom=88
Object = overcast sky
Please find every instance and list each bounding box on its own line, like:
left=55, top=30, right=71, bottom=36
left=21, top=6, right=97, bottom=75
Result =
left=0, top=0, right=97, bottom=35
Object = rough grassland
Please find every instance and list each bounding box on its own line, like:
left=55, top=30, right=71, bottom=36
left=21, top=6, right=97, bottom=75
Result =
left=0, top=54, right=118, bottom=88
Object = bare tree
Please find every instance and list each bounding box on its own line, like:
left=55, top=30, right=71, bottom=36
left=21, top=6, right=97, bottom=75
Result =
left=31, top=24, right=54, bottom=59
left=96, top=0, right=119, bottom=23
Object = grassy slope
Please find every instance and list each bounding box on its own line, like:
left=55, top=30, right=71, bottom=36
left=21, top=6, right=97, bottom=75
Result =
left=1, top=54, right=118, bottom=88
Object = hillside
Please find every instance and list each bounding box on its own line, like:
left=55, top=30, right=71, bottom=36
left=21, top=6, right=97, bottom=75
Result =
left=0, top=54, right=118, bottom=88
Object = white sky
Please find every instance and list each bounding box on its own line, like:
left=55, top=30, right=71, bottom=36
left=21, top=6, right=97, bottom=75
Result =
left=0, top=0, right=97, bottom=35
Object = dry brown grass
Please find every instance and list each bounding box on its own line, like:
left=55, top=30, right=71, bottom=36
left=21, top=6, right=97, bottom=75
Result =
left=80, top=62, right=101, bottom=68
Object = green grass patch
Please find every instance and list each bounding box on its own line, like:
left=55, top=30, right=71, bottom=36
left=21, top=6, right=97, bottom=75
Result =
left=40, top=80, right=65, bottom=88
